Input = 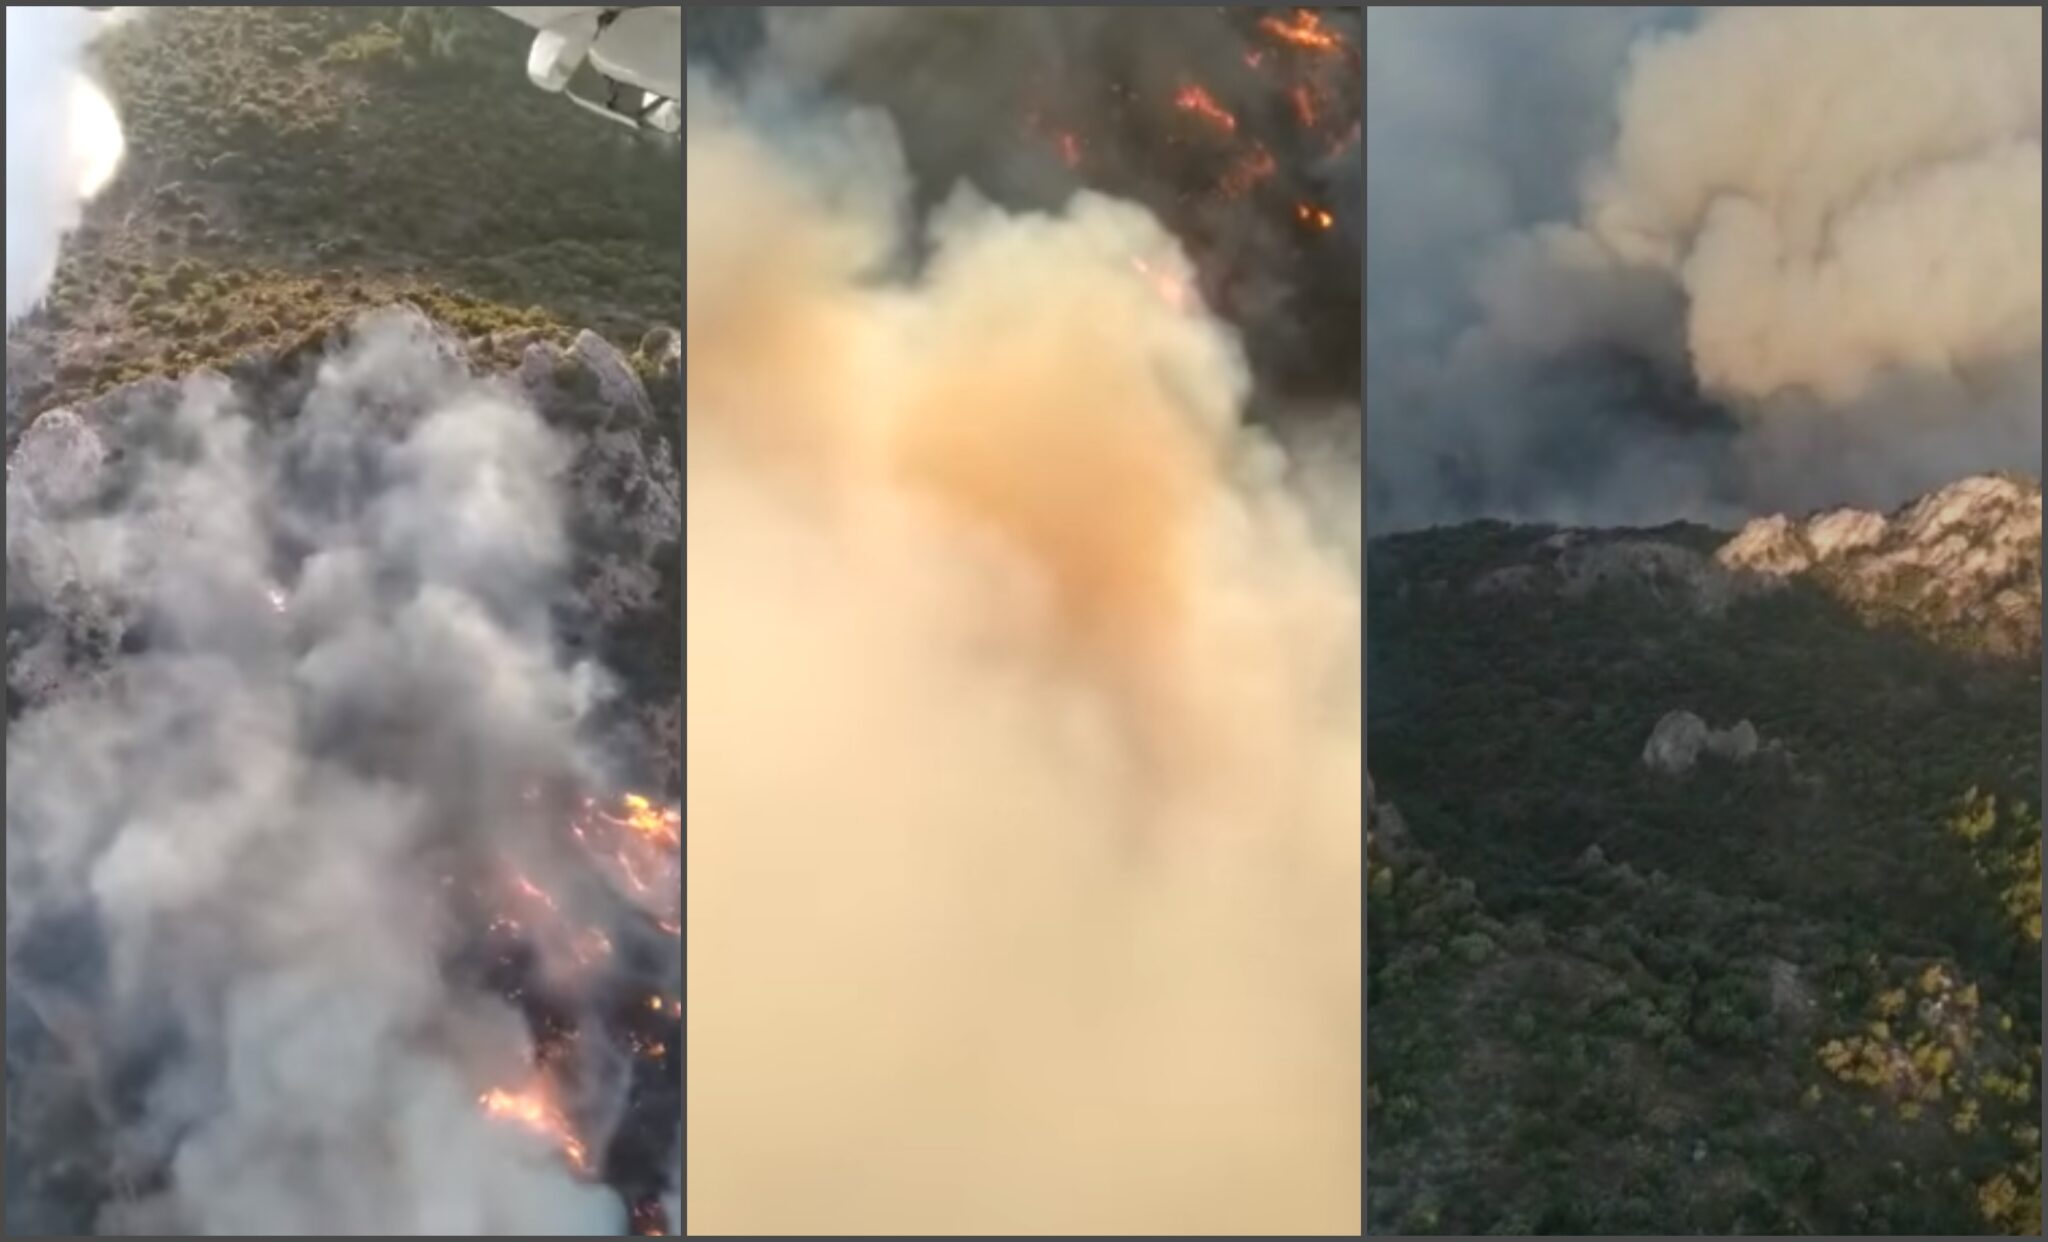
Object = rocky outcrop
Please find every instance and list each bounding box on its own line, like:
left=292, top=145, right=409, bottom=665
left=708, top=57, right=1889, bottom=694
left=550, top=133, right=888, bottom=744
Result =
left=1466, top=533, right=1738, bottom=613
left=6, top=308, right=681, bottom=789
left=1642, top=709, right=1761, bottom=775
left=1717, top=474, right=2042, bottom=657
left=1452, top=474, right=2042, bottom=654
left=1559, top=539, right=1736, bottom=612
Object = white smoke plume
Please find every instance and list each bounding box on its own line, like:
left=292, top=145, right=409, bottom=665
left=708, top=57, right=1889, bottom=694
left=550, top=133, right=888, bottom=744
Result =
left=1367, top=5, right=2043, bottom=531
left=6, top=313, right=643, bottom=1234
left=686, top=63, right=1361, bottom=1237
left=6, top=5, right=128, bottom=325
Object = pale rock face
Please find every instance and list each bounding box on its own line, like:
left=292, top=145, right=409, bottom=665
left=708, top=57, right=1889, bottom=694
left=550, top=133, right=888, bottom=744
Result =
left=1716, top=514, right=1808, bottom=576
left=1717, top=474, right=2042, bottom=656
left=570, top=328, right=654, bottom=424
left=1559, top=540, right=1737, bottom=613
left=5, top=406, right=108, bottom=599
left=1470, top=564, right=1541, bottom=596
left=6, top=406, right=105, bottom=512
left=1705, top=718, right=1758, bottom=763
left=1644, top=709, right=1762, bottom=774
left=1460, top=532, right=1738, bottom=613
left=1803, top=509, right=1888, bottom=560
left=1643, top=709, right=1709, bottom=773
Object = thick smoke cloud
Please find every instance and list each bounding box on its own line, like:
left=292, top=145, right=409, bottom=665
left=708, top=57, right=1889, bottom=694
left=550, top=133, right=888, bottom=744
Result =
left=1366, top=5, right=2043, bottom=531
left=6, top=314, right=638, bottom=1234
left=6, top=5, right=128, bottom=324
left=686, top=62, right=1360, bottom=1237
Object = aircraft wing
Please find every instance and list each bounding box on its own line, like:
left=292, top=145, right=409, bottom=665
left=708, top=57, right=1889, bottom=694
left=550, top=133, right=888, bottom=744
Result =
left=492, top=6, right=681, bottom=135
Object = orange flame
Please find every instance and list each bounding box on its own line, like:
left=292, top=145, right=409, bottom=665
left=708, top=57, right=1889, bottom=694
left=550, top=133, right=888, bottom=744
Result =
left=564, top=791, right=681, bottom=933
left=616, top=793, right=683, bottom=850
left=1174, top=83, right=1237, bottom=134
left=1296, top=202, right=1334, bottom=230
left=479, top=1085, right=591, bottom=1173
left=1260, top=9, right=1343, bottom=53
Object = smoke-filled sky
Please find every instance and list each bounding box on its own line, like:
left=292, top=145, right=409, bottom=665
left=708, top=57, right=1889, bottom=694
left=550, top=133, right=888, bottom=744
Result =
left=1367, top=5, right=2043, bottom=532
left=6, top=314, right=665, bottom=1235
left=685, top=25, right=1361, bottom=1236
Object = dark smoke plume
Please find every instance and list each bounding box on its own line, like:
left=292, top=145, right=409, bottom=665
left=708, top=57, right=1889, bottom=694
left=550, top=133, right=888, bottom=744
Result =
left=1367, top=6, right=2042, bottom=532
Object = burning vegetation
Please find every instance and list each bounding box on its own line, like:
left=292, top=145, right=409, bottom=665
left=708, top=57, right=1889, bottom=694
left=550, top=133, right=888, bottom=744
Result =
left=462, top=785, right=682, bottom=1231
left=686, top=5, right=1362, bottom=410
left=684, top=8, right=1362, bottom=1232
left=1012, top=6, right=1360, bottom=401
left=6, top=309, right=682, bottom=1235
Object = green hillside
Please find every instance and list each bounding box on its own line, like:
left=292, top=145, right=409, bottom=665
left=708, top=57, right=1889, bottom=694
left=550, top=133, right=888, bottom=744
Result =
left=1367, top=486, right=2043, bottom=1235
left=10, top=6, right=679, bottom=429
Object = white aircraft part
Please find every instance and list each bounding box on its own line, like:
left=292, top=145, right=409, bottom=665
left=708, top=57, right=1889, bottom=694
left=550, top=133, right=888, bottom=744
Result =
left=494, top=6, right=681, bottom=132
left=587, top=8, right=682, bottom=103
left=526, top=16, right=599, bottom=93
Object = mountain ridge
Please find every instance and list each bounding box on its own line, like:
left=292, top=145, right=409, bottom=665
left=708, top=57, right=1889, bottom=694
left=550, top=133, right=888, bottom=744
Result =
left=1367, top=472, right=2042, bottom=1235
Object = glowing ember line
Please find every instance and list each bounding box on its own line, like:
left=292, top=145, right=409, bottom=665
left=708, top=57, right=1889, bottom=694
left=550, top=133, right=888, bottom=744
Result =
left=615, top=849, right=654, bottom=894
left=1260, top=9, right=1343, bottom=52
left=1174, top=83, right=1237, bottom=134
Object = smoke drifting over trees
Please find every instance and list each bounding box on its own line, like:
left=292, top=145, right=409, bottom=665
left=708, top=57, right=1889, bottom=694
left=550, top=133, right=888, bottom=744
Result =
left=7, top=313, right=679, bottom=1235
